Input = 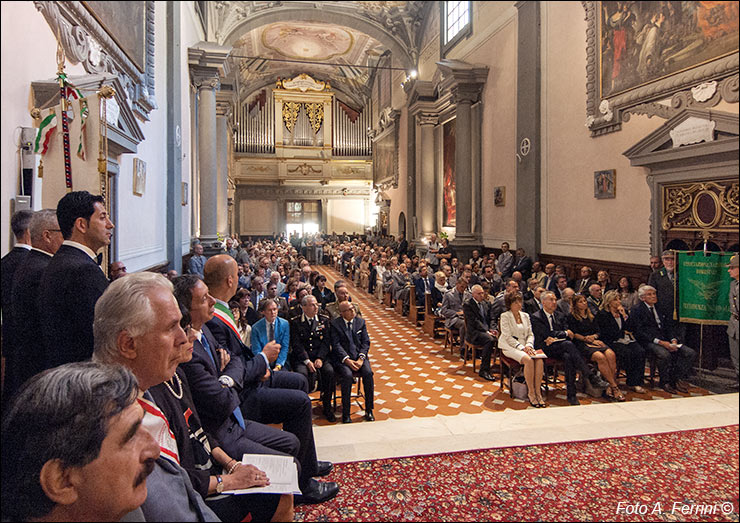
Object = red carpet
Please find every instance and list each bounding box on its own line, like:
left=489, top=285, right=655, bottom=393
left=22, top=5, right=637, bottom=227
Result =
left=295, top=425, right=739, bottom=522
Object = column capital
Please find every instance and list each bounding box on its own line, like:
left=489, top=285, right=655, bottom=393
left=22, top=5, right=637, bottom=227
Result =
left=189, top=41, right=231, bottom=90
left=216, top=99, right=232, bottom=118
left=436, top=59, right=489, bottom=104
left=416, top=113, right=438, bottom=126
left=191, top=72, right=220, bottom=91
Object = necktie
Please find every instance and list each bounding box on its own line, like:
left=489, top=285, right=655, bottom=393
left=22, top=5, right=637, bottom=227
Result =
left=268, top=322, right=274, bottom=341
left=479, top=301, right=485, bottom=319
left=424, top=278, right=430, bottom=292
left=201, top=335, right=245, bottom=429
left=547, top=313, right=554, bottom=331
left=649, top=306, right=661, bottom=328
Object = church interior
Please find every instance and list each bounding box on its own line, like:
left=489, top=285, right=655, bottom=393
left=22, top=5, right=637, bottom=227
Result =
left=1, top=1, right=738, bottom=521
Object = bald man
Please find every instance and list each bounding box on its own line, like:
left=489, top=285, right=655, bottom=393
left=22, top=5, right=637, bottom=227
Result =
left=202, top=255, right=338, bottom=504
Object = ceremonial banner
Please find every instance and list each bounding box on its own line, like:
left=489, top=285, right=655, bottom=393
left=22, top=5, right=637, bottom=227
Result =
left=677, top=251, right=733, bottom=325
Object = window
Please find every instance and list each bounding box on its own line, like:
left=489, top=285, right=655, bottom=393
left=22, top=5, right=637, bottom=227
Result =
left=441, top=1, right=472, bottom=56
left=285, top=201, right=320, bottom=237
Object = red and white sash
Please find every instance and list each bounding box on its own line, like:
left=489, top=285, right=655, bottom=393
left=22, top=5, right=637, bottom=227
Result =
left=213, top=302, right=241, bottom=338
left=138, top=392, right=180, bottom=465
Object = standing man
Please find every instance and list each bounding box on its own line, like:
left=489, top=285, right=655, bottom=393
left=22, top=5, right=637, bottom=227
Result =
left=6, top=210, right=64, bottom=401
left=397, top=233, right=408, bottom=258
left=39, top=191, right=113, bottom=370
left=463, top=284, right=499, bottom=381
left=290, top=295, right=336, bottom=422
left=648, top=250, right=681, bottom=339
left=496, top=242, right=514, bottom=279
left=727, top=254, right=739, bottom=382
left=188, top=243, right=207, bottom=277
left=511, top=248, right=533, bottom=281
left=649, top=255, right=662, bottom=272
left=1, top=209, right=33, bottom=384
left=330, top=301, right=375, bottom=423
left=425, top=233, right=441, bottom=273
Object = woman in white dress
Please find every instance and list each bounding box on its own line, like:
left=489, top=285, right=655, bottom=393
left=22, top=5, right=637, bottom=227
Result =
left=498, top=292, right=546, bottom=407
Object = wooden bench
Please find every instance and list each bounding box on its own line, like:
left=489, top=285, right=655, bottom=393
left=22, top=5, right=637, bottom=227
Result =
left=423, top=294, right=445, bottom=338
left=408, top=284, right=422, bottom=325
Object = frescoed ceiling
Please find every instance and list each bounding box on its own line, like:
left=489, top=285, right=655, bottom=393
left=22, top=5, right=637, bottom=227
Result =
left=200, top=1, right=429, bottom=108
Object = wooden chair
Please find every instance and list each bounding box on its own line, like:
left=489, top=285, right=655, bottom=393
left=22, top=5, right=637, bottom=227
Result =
left=499, top=353, right=522, bottom=398
left=444, top=327, right=460, bottom=356
left=395, top=290, right=405, bottom=315
left=423, top=294, right=446, bottom=338
left=331, top=372, right=366, bottom=413
left=383, top=288, right=393, bottom=308
left=542, top=357, right=565, bottom=398
left=464, top=340, right=483, bottom=372
left=408, top=285, right=423, bottom=326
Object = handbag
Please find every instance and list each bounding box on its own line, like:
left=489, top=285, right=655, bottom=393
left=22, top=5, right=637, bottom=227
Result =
left=511, top=373, right=528, bottom=400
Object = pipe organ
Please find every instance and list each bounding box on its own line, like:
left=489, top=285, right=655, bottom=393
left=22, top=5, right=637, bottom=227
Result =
left=235, top=74, right=371, bottom=158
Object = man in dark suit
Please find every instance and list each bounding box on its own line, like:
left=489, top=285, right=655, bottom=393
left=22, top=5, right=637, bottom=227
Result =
left=511, top=248, right=533, bottom=281
left=38, top=191, right=113, bottom=370
left=414, top=265, right=435, bottom=307
left=648, top=250, right=682, bottom=339
left=290, top=295, right=335, bottom=421
left=397, top=234, right=408, bottom=258
left=6, top=210, right=64, bottom=402
left=440, top=277, right=469, bottom=346
left=265, top=280, right=289, bottom=319
left=249, top=276, right=266, bottom=312
left=524, top=287, right=546, bottom=315
left=330, top=301, right=374, bottom=423
left=479, top=264, right=503, bottom=295
left=630, top=285, right=696, bottom=394
left=531, top=291, right=608, bottom=405
left=569, top=266, right=596, bottom=296
left=0, top=209, right=33, bottom=403
left=202, top=255, right=338, bottom=504
left=463, top=284, right=499, bottom=381
left=542, top=263, right=558, bottom=294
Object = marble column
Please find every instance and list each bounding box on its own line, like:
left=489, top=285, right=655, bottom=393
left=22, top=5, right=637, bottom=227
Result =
left=320, top=198, right=328, bottom=233
left=194, top=74, right=220, bottom=247
left=216, top=104, right=231, bottom=237
left=417, top=113, right=438, bottom=238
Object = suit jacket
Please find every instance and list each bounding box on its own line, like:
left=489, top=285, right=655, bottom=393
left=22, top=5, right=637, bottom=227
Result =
left=414, top=275, right=435, bottom=305
left=249, top=289, right=266, bottom=312
left=595, top=309, right=632, bottom=346
left=312, top=287, right=336, bottom=309
left=206, top=315, right=268, bottom=397
left=524, top=297, right=542, bottom=315
left=648, top=267, right=676, bottom=320
left=463, top=298, right=497, bottom=345
left=180, top=325, right=252, bottom=449
left=38, top=244, right=109, bottom=369
left=629, top=301, right=675, bottom=346
left=440, top=288, right=467, bottom=328
left=570, top=277, right=596, bottom=295
left=289, top=313, right=331, bottom=367
left=251, top=316, right=290, bottom=368
left=397, top=239, right=408, bottom=257
left=511, top=256, right=533, bottom=280
left=7, top=249, right=53, bottom=396
left=542, top=274, right=559, bottom=294
left=330, top=316, right=370, bottom=364
left=531, top=309, right=571, bottom=351
left=729, top=279, right=739, bottom=339
left=1, top=246, right=30, bottom=360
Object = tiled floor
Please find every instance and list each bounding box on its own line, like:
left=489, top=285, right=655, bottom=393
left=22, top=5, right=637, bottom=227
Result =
left=308, top=266, right=739, bottom=465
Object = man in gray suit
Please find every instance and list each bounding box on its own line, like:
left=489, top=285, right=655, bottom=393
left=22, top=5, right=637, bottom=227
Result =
left=728, top=254, right=739, bottom=381
left=440, top=277, right=469, bottom=351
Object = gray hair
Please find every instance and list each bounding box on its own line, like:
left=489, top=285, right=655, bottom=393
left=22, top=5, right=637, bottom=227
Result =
left=1, top=362, right=138, bottom=521
left=334, top=279, right=347, bottom=292
left=93, top=273, right=174, bottom=364
left=638, top=284, right=656, bottom=299
left=470, top=284, right=483, bottom=293
left=541, top=291, right=557, bottom=301
left=258, top=297, right=278, bottom=313
left=301, top=294, right=317, bottom=307
left=29, top=209, right=58, bottom=244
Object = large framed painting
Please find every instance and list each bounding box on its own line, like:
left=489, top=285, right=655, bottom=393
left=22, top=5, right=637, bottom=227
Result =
left=583, top=1, right=739, bottom=136
left=372, top=126, right=397, bottom=187
left=442, top=118, right=456, bottom=228
left=83, top=1, right=147, bottom=73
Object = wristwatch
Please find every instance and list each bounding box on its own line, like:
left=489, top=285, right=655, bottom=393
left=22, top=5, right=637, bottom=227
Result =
left=216, top=475, right=225, bottom=494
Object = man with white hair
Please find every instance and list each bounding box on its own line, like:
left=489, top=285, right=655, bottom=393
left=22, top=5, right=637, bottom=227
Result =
left=629, top=285, right=696, bottom=394
left=92, top=273, right=219, bottom=521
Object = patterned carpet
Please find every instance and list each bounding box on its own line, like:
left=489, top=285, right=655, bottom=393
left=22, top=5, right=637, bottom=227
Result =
left=295, top=425, right=739, bottom=522
left=310, top=266, right=711, bottom=424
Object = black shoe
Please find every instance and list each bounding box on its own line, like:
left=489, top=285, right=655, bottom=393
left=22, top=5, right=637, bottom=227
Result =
left=315, top=461, right=333, bottom=477
left=662, top=383, right=679, bottom=394
left=479, top=371, right=495, bottom=382
left=365, top=410, right=375, bottom=421
left=324, top=409, right=336, bottom=423
left=589, top=374, right=609, bottom=389
left=342, top=414, right=352, bottom=424
left=674, top=380, right=689, bottom=393
left=567, top=395, right=580, bottom=406
left=296, top=479, right=339, bottom=505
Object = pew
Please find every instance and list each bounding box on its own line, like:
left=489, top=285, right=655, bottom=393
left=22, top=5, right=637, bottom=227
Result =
left=408, top=284, right=422, bottom=325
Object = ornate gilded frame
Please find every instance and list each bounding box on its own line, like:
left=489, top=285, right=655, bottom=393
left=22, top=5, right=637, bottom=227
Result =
left=34, top=1, right=157, bottom=121
left=371, top=108, right=400, bottom=190
left=582, top=1, right=739, bottom=137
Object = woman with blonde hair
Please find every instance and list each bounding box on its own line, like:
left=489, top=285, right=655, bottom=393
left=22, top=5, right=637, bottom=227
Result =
left=568, top=294, right=625, bottom=401
left=498, top=292, right=546, bottom=407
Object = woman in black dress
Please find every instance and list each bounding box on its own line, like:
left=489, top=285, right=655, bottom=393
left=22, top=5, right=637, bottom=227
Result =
left=567, top=294, right=625, bottom=401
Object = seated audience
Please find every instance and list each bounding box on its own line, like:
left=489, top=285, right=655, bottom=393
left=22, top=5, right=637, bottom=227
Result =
left=266, top=280, right=290, bottom=319
left=189, top=243, right=206, bottom=277
left=109, top=260, right=128, bottom=281
left=498, top=292, right=545, bottom=407
left=326, top=280, right=362, bottom=320
left=617, top=276, right=639, bottom=311
left=252, top=298, right=291, bottom=370
left=440, top=277, right=469, bottom=347
left=629, top=285, right=696, bottom=394
left=596, top=291, right=647, bottom=394
left=568, top=294, right=624, bottom=401
left=312, top=274, right=336, bottom=309
left=596, top=270, right=614, bottom=292
left=463, top=284, right=499, bottom=382
left=557, top=287, right=575, bottom=316
left=330, top=301, right=375, bottom=424
left=571, top=266, right=596, bottom=295
left=289, top=295, right=335, bottom=421
left=524, top=286, right=546, bottom=315
left=1, top=362, right=159, bottom=522
left=531, top=261, right=546, bottom=287
left=587, top=283, right=603, bottom=315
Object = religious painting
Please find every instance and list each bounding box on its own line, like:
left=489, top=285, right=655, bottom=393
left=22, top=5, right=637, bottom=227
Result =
left=594, top=169, right=616, bottom=199
left=133, top=158, right=146, bottom=196
left=261, top=22, right=354, bottom=61
left=494, top=186, right=506, bottom=207
left=599, top=1, right=739, bottom=99
left=83, top=1, right=147, bottom=72
left=372, top=127, right=397, bottom=186
left=442, top=119, right=456, bottom=227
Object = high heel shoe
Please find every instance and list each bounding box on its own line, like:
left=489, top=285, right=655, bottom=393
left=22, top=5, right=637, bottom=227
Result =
left=528, top=394, right=541, bottom=408
left=536, top=396, right=547, bottom=408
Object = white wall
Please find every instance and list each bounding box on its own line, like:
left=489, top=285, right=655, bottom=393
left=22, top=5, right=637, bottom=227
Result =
left=240, top=199, right=278, bottom=235
left=327, top=198, right=369, bottom=234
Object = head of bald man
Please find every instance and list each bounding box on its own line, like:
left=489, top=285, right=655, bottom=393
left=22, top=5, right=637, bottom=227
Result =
left=203, top=254, right=238, bottom=301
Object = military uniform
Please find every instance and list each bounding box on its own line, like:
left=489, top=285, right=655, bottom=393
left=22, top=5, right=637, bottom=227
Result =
left=325, top=300, right=362, bottom=321
left=289, top=312, right=336, bottom=420
left=728, top=255, right=739, bottom=378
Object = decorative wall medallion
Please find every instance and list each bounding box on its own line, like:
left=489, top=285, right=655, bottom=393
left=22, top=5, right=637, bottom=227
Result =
left=276, top=73, right=330, bottom=92
left=662, top=180, right=739, bottom=231
left=287, top=163, right=322, bottom=176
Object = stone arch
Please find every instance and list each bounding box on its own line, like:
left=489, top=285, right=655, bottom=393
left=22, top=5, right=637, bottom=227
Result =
left=398, top=211, right=407, bottom=238
left=222, top=8, right=415, bottom=69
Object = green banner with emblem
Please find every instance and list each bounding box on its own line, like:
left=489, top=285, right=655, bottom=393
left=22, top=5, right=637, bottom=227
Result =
left=677, top=251, right=733, bottom=325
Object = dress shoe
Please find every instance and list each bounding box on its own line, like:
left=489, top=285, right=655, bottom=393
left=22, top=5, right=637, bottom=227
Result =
left=315, top=461, right=333, bottom=477
left=674, top=381, right=689, bottom=393
left=479, top=371, right=495, bottom=382
left=324, top=409, right=336, bottom=423
left=588, top=374, right=609, bottom=389
left=296, top=479, right=339, bottom=505
left=342, top=414, right=352, bottom=424
left=629, top=385, right=647, bottom=394
left=662, top=383, right=679, bottom=394
left=364, top=410, right=375, bottom=421
left=567, top=395, right=580, bottom=406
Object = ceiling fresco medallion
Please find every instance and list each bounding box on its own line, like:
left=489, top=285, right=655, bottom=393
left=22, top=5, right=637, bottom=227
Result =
left=261, top=22, right=355, bottom=61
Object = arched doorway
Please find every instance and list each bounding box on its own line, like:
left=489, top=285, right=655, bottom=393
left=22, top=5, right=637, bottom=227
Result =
left=398, top=212, right=407, bottom=239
